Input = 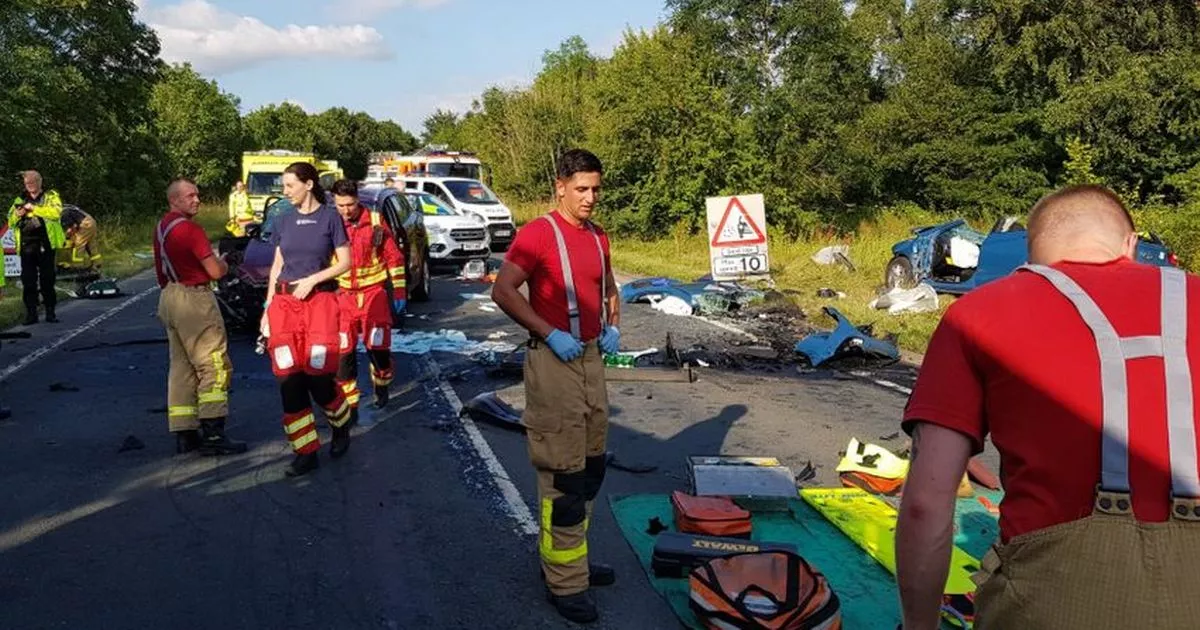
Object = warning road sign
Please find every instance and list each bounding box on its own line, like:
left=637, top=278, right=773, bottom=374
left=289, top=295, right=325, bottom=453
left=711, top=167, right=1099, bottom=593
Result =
left=706, top=194, right=769, bottom=281
left=710, top=196, right=766, bottom=247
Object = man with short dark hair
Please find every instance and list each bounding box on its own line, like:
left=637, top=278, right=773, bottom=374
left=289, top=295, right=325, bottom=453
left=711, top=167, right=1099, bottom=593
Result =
left=895, top=184, right=1200, bottom=629
left=154, top=178, right=247, bottom=456
left=492, top=148, right=621, bottom=624
left=8, top=170, right=64, bottom=324
left=331, top=179, right=405, bottom=437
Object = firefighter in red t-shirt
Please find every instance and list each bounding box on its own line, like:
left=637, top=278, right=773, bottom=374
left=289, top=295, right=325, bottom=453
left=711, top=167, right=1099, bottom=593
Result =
left=493, top=149, right=621, bottom=625
left=330, top=179, right=406, bottom=424
left=895, top=185, right=1200, bottom=630
left=153, top=177, right=246, bottom=456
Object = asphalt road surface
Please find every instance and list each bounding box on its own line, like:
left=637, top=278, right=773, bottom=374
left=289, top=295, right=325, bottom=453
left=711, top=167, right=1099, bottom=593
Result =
left=0, top=257, right=958, bottom=630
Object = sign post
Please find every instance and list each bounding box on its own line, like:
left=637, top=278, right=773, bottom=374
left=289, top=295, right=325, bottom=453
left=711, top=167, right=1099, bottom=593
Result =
left=1, top=226, right=19, bottom=278
left=705, top=194, right=769, bottom=281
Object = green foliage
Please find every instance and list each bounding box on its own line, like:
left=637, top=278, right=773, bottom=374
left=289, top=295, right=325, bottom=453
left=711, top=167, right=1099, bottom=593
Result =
left=149, top=64, right=242, bottom=197
left=422, top=109, right=463, bottom=148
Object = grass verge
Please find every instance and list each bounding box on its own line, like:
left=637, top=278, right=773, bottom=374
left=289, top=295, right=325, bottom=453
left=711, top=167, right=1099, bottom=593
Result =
left=0, top=203, right=227, bottom=329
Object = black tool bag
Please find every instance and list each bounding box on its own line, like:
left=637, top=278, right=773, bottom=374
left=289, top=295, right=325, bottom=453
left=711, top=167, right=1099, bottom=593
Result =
left=651, top=531, right=798, bottom=578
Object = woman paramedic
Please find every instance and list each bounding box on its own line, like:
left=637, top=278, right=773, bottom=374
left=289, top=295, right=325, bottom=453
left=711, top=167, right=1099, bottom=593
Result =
left=260, top=162, right=353, bottom=477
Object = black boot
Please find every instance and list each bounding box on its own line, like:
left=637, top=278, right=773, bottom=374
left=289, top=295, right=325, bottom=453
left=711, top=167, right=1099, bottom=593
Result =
left=285, top=452, right=319, bottom=477
left=45, top=308, right=57, bottom=323
left=0, top=405, right=12, bottom=421
left=23, top=309, right=37, bottom=325
left=372, top=385, right=389, bottom=409
left=330, top=423, right=350, bottom=459
left=541, top=562, right=616, bottom=587
left=546, top=589, right=598, bottom=624
left=198, top=418, right=248, bottom=456
left=175, top=429, right=201, bottom=454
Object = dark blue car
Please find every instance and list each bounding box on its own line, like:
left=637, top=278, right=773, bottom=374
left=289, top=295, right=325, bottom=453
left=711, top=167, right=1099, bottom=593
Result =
left=885, top=216, right=1178, bottom=294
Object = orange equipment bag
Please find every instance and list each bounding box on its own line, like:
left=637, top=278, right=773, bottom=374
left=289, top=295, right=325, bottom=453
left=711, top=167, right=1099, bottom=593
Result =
left=689, top=551, right=842, bottom=630
left=672, top=491, right=752, bottom=538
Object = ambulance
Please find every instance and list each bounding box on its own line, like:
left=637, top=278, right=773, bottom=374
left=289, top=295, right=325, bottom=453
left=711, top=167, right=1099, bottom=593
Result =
left=239, top=150, right=343, bottom=220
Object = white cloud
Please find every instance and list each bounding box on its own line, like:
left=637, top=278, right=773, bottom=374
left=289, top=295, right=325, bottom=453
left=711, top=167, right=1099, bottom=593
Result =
left=333, top=0, right=451, bottom=22
left=139, top=0, right=393, bottom=75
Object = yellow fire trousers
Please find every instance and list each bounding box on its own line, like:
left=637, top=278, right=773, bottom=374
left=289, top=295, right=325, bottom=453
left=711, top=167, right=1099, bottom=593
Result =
left=156, top=283, right=231, bottom=432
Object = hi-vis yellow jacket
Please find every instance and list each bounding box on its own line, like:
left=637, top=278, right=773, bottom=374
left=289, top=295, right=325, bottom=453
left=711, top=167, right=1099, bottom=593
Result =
left=8, top=189, right=66, bottom=251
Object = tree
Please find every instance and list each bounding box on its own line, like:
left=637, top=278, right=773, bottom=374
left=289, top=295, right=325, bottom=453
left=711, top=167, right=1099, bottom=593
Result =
left=0, top=0, right=167, bottom=216
left=243, top=103, right=314, bottom=152
left=422, top=109, right=463, bottom=148
left=150, top=64, right=242, bottom=196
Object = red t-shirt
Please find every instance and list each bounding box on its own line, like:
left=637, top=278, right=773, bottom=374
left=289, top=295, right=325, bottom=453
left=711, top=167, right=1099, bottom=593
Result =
left=903, top=259, right=1200, bottom=543
left=153, top=212, right=216, bottom=287
left=505, top=211, right=612, bottom=341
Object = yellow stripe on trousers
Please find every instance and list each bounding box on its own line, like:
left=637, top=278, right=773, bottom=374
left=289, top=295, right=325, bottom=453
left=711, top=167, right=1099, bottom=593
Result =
left=539, top=498, right=588, bottom=565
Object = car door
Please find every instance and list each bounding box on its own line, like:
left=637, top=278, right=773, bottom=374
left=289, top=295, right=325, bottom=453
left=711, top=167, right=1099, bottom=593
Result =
left=970, top=230, right=1028, bottom=288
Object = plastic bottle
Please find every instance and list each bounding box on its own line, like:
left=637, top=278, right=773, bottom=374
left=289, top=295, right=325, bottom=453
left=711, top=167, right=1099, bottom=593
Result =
left=603, top=353, right=636, bottom=368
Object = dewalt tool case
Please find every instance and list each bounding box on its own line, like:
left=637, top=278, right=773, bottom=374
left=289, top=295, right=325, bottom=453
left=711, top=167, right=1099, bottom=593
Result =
left=672, top=490, right=753, bottom=538
left=651, top=531, right=797, bottom=578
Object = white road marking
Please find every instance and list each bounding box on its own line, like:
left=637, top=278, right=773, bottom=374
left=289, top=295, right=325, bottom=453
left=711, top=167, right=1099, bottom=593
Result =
left=421, top=355, right=539, bottom=537
left=0, top=285, right=157, bottom=383
left=848, top=370, right=914, bottom=396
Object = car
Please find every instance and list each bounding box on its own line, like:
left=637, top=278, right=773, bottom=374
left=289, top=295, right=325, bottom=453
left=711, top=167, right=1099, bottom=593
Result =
left=399, top=175, right=516, bottom=251
left=214, top=187, right=431, bottom=332
left=402, top=190, right=491, bottom=267
left=885, top=216, right=1180, bottom=295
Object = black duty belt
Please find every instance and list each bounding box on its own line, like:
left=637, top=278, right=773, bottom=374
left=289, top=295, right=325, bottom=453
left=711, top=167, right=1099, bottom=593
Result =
left=275, top=280, right=338, bottom=296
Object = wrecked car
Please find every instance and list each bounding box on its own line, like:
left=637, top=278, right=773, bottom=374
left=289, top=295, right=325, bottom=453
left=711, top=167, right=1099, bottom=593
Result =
left=795, top=307, right=900, bottom=367
left=620, top=276, right=765, bottom=316
left=885, top=217, right=1179, bottom=294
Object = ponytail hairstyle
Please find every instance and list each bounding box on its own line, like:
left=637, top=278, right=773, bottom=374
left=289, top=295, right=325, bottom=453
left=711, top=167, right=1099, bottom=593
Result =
left=284, top=161, right=326, bottom=206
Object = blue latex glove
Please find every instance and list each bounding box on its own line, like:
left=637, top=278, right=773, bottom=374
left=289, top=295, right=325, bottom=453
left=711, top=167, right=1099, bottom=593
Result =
left=393, top=298, right=407, bottom=314
left=545, top=329, right=584, bottom=362
left=599, top=325, right=621, bottom=354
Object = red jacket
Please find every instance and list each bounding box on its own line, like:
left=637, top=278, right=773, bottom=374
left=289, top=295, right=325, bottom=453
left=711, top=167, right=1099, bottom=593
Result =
left=337, top=205, right=406, bottom=299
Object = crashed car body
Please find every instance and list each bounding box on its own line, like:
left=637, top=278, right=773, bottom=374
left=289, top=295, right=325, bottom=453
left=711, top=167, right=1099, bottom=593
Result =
left=885, top=217, right=1179, bottom=294
left=794, top=306, right=900, bottom=367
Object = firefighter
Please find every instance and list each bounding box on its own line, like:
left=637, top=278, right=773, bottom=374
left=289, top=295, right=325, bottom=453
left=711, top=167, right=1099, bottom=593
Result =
left=261, top=162, right=352, bottom=478
left=896, top=185, right=1200, bottom=629
left=330, top=179, right=406, bottom=426
left=61, top=204, right=101, bottom=273
left=491, top=149, right=621, bottom=624
left=8, top=170, right=64, bottom=324
left=226, top=180, right=255, bottom=237
left=153, top=178, right=247, bottom=456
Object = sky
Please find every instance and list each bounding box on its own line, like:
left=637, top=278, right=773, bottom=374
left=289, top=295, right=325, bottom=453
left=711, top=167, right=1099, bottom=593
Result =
left=134, top=0, right=669, bottom=135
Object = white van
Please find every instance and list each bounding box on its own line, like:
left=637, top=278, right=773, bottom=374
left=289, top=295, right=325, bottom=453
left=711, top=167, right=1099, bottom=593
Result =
left=400, top=176, right=516, bottom=251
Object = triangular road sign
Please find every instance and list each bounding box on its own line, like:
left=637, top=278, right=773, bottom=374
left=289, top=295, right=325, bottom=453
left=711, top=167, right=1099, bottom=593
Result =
left=710, top=197, right=766, bottom=247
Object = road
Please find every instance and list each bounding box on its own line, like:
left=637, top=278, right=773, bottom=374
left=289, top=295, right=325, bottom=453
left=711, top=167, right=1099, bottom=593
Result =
left=0, top=258, right=943, bottom=630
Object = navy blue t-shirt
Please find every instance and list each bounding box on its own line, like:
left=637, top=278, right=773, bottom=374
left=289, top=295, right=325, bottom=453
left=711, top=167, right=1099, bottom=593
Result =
left=270, top=204, right=348, bottom=283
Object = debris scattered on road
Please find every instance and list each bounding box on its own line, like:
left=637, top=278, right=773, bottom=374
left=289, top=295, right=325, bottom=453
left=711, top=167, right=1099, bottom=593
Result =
left=869, top=284, right=939, bottom=315
left=487, top=331, right=511, bottom=340
left=836, top=437, right=909, bottom=495
left=794, top=307, right=900, bottom=367
left=478, top=304, right=496, bottom=313
left=118, top=435, right=145, bottom=452
left=461, top=391, right=524, bottom=430
left=459, top=292, right=492, bottom=301
left=650, top=295, right=693, bottom=317
left=461, top=259, right=486, bottom=281
left=390, top=329, right=517, bottom=357
left=794, top=460, right=818, bottom=484
left=878, top=431, right=901, bottom=442
left=606, top=451, right=658, bottom=474
left=816, top=287, right=846, bottom=299
left=49, top=382, right=80, bottom=392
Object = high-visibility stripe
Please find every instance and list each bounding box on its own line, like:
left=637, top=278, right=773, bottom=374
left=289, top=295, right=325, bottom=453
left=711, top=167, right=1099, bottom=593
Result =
left=211, top=351, right=228, bottom=389
left=325, top=398, right=350, bottom=421
left=169, top=405, right=198, bottom=417
left=340, top=381, right=362, bottom=406
left=337, top=268, right=388, bottom=289
left=539, top=498, right=588, bottom=565
left=291, top=429, right=319, bottom=451
left=285, top=413, right=316, bottom=436
left=198, top=390, right=227, bottom=404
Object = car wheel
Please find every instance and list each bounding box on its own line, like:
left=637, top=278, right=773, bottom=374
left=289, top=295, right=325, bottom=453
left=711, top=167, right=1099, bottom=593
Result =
left=885, top=255, right=916, bottom=291
left=411, top=252, right=431, bottom=302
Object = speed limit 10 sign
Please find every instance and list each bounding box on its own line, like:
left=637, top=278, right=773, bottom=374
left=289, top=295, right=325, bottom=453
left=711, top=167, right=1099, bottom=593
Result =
left=705, top=194, right=769, bottom=281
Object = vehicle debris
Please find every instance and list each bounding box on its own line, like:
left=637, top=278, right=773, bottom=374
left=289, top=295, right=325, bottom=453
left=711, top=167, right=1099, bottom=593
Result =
left=794, top=307, right=900, bottom=368
left=869, top=284, right=939, bottom=315
left=460, top=391, right=524, bottom=430
left=651, top=295, right=693, bottom=317
left=816, top=288, right=846, bottom=299
left=812, top=245, right=855, bottom=271
left=390, top=329, right=516, bottom=357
